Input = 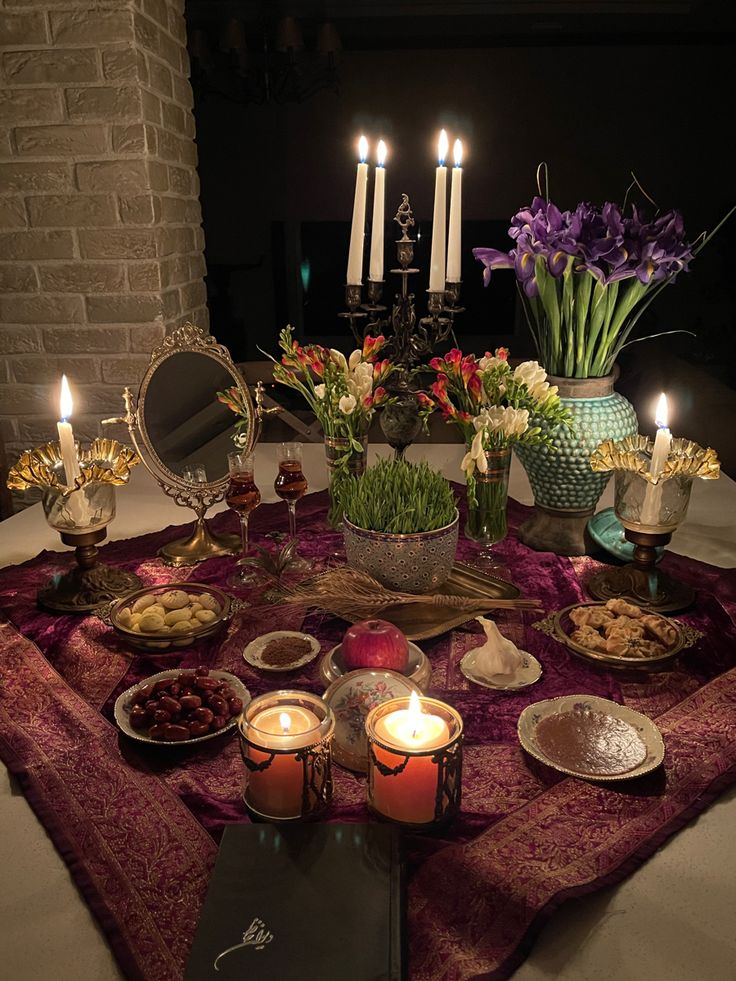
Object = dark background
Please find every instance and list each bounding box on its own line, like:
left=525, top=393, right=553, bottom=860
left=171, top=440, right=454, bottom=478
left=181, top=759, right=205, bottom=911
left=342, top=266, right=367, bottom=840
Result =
left=185, top=0, right=736, bottom=391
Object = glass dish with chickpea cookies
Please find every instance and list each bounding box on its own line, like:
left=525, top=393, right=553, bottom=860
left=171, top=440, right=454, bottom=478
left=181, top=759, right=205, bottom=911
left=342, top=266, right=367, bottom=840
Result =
left=107, top=584, right=234, bottom=652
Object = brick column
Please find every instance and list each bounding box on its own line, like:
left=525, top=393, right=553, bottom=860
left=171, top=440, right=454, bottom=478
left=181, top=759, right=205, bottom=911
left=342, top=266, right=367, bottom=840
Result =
left=0, top=0, right=207, bottom=479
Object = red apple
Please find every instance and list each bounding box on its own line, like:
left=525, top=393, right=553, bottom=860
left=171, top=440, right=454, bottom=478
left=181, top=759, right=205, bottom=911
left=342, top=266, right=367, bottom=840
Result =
left=342, top=619, right=409, bottom=672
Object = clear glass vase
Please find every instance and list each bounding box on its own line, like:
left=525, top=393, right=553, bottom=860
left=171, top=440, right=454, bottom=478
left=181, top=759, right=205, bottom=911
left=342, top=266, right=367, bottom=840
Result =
left=465, top=447, right=511, bottom=558
left=324, top=434, right=368, bottom=528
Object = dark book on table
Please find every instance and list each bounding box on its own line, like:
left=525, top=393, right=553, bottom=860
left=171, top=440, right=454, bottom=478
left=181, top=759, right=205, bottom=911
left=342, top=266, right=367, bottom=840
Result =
left=185, top=823, right=405, bottom=981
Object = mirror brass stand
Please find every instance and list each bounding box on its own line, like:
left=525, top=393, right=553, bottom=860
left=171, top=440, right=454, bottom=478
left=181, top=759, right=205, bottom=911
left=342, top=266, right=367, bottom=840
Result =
left=104, top=323, right=258, bottom=566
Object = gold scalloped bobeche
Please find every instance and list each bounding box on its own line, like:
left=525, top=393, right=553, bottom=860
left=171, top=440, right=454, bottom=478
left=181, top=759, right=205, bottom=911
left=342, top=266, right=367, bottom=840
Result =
left=590, top=434, right=720, bottom=483
left=8, top=438, right=140, bottom=492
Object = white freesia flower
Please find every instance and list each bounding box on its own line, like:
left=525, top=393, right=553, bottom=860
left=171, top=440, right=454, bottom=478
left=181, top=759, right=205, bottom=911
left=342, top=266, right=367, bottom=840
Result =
left=330, top=349, right=348, bottom=374
left=339, top=394, right=357, bottom=414
left=348, top=349, right=362, bottom=371
left=460, top=450, right=475, bottom=475
left=347, top=361, right=373, bottom=401
left=314, top=383, right=326, bottom=400
left=513, top=361, right=556, bottom=402
left=479, top=354, right=505, bottom=371
left=475, top=405, right=530, bottom=438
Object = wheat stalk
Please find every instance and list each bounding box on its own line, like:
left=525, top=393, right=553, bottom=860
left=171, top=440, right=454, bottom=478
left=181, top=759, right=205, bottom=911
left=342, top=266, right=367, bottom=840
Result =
left=281, top=567, right=541, bottom=621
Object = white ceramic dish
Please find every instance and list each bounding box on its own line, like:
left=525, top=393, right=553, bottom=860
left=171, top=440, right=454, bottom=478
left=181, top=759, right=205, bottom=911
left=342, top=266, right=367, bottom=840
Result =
left=114, top=669, right=250, bottom=746
left=517, top=694, right=665, bottom=781
left=461, top=648, right=542, bottom=690
left=322, top=669, right=422, bottom=773
left=243, top=630, right=321, bottom=672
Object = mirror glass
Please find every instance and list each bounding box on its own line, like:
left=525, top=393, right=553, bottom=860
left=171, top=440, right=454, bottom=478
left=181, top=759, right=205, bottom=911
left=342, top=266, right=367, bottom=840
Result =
left=140, top=350, right=250, bottom=485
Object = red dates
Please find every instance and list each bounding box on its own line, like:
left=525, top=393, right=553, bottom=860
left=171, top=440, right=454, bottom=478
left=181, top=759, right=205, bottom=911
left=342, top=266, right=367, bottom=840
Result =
left=127, top=669, right=243, bottom=743
left=179, top=694, right=202, bottom=711
left=163, top=724, right=190, bottom=742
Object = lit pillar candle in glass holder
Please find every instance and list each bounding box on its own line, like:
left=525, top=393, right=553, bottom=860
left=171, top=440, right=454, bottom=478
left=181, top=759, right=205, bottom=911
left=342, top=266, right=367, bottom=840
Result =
left=365, top=692, right=463, bottom=828
left=239, top=691, right=335, bottom=821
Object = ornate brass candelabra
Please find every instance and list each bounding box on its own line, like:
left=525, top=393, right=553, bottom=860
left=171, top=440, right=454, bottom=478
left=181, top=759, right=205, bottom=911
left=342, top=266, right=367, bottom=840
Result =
left=339, top=194, right=464, bottom=455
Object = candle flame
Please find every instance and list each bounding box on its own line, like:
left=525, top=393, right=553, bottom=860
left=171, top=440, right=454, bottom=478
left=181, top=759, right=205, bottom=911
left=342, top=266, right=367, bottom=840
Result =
left=453, top=138, right=463, bottom=167
left=279, top=712, right=291, bottom=734
left=358, top=134, right=368, bottom=163
left=437, top=129, right=448, bottom=166
left=377, top=139, right=387, bottom=167
left=407, top=690, right=422, bottom=740
left=59, top=374, right=73, bottom=421
left=655, top=392, right=669, bottom=430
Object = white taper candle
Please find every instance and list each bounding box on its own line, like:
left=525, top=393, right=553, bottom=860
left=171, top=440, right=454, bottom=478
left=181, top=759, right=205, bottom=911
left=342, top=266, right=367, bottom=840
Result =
left=429, top=129, right=449, bottom=293
left=640, top=393, right=673, bottom=526
left=56, top=374, right=81, bottom=488
left=369, top=139, right=387, bottom=282
left=446, top=138, right=463, bottom=283
left=347, top=135, right=369, bottom=286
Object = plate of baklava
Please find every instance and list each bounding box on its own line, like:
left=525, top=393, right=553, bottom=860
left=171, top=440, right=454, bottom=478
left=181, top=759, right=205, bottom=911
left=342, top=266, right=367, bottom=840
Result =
left=553, top=598, right=685, bottom=669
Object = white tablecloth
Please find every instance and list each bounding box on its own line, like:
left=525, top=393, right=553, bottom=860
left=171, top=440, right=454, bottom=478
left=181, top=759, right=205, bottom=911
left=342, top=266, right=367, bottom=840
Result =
left=1, top=445, right=735, bottom=981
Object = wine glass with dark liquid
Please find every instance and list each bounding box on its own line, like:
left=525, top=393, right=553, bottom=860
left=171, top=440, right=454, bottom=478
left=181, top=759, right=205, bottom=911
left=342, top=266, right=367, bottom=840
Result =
left=274, top=442, right=310, bottom=571
left=226, top=451, right=261, bottom=587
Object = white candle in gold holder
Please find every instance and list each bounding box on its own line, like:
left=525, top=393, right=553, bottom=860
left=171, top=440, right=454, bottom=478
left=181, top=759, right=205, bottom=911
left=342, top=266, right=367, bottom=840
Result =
left=640, top=393, right=672, bottom=526
left=56, top=374, right=81, bottom=488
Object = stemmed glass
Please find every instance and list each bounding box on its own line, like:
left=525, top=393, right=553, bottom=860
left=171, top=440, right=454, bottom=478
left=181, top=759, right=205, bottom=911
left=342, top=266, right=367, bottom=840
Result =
left=274, top=442, right=310, bottom=571
left=226, top=451, right=261, bottom=587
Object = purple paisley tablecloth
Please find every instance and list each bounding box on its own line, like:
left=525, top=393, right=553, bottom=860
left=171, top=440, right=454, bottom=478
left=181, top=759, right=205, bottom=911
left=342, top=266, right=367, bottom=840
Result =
left=1, top=489, right=736, bottom=981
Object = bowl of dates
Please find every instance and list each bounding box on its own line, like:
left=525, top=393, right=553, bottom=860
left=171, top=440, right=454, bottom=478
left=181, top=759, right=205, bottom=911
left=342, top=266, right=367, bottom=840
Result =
left=114, top=668, right=250, bottom=745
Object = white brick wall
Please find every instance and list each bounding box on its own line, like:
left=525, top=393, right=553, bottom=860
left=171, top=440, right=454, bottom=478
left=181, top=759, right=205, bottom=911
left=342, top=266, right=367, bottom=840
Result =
left=0, top=0, right=208, bottom=498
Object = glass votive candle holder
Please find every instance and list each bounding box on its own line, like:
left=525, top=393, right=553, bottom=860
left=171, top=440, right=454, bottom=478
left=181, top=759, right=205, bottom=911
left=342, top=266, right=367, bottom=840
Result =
left=239, top=691, right=335, bottom=821
left=42, top=477, right=116, bottom=535
left=613, top=469, right=694, bottom=533
left=365, top=694, right=463, bottom=829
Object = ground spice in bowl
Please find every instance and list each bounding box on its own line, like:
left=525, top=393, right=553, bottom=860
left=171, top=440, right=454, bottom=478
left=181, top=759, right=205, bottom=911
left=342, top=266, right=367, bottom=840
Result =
left=260, top=636, right=314, bottom=667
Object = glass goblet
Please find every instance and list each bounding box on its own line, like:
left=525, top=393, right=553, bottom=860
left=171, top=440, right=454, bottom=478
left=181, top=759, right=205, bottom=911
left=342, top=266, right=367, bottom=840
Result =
left=274, top=442, right=311, bottom=572
left=226, top=451, right=261, bottom=588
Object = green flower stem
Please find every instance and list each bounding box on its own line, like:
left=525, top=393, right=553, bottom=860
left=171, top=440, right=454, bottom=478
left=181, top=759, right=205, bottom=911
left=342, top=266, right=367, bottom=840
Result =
left=465, top=449, right=511, bottom=546
left=562, top=259, right=575, bottom=377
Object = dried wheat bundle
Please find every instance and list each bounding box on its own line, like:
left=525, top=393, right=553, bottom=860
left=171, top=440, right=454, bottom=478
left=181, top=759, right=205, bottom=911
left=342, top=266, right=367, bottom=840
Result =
left=281, top=567, right=541, bottom=621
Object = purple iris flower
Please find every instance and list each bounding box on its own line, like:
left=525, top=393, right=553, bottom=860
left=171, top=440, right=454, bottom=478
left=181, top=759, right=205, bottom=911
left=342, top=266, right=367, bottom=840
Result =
left=474, top=195, right=693, bottom=293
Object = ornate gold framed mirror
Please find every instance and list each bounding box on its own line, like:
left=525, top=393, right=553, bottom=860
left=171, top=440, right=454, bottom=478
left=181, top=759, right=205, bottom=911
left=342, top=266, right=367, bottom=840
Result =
left=109, top=323, right=258, bottom=565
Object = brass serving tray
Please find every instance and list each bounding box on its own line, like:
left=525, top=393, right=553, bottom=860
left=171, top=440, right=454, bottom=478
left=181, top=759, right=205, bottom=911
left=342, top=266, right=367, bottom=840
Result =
left=342, top=561, right=520, bottom=641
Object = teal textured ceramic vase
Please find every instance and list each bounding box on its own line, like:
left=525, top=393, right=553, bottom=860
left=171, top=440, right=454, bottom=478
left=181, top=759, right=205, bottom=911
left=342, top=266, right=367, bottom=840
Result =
left=514, top=373, right=637, bottom=556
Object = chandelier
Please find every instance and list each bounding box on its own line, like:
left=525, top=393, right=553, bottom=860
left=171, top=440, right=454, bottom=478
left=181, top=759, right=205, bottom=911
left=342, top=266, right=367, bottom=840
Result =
left=187, top=15, right=341, bottom=106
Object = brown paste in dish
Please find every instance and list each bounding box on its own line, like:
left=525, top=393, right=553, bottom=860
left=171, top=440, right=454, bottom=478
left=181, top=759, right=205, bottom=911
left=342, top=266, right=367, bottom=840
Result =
left=535, top=705, right=648, bottom=776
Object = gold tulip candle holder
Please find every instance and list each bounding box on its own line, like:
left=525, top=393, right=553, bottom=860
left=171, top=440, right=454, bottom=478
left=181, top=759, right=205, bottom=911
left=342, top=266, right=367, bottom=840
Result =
left=7, top=438, right=142, bottom=613
left=239, top=691, right=335, bottom=822
left=587, top=434, right=720, bottom=611
left=365, top=693, right=463, bottom=830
